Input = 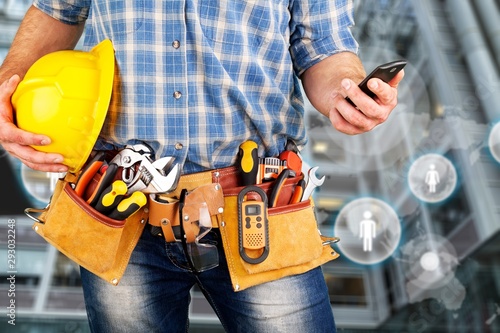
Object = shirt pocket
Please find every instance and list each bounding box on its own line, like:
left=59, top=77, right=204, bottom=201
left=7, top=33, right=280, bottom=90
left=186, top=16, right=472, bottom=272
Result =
left=198, top=0, right=288, bottom=51
left=92, top=0, right=144, bottom=40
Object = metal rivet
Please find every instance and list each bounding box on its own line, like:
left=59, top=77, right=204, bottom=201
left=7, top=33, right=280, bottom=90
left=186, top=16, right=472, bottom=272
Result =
left=161, top=218, right=170, bottom=225
left=235, top=284, right=240, bottom=291
left=172, top=40, right=180, bottom=49
left=144, top=208, right=149, bottom=214
left=214, top=171, right=220, bottom=178
left=34, top=226, right=39, bottom=231
left=218, top=207, right=224, bottom=214
left=214, top=184, right=220, bottom=191
left=140, top=219, right=146, bottom=224
left=221, top=221, right=226, bottom=227
left=184, top=215, right=189, bottom=221
left=174, top=142, right=184, bottom=150
left=111, top=278, right=118, bottom=285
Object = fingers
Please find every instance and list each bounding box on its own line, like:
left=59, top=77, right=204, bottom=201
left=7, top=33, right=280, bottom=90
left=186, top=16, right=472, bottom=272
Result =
left=330, top=74, right=403, bottom=134
left=0, top=74, right=21, bottom=102
left=329, top=108, right=369, bottom=135
left=329, top=96, right=381, bottom=135
left=0, top=74, right=68, bottom=172
left=0, top=120, right=51, bottom=144
left=0, top=75, right=52, bottom=147
left=0, top=123, right=67, bottom=172
left=368, top=69, right=405, bottom=107
left=2, top=141, right=68, bottom=172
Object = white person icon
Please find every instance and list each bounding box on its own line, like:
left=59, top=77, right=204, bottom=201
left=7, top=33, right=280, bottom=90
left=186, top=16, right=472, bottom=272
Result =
left=408, top=154, right=457, bottom=203
left=359, top=211, right=377, bottom=252
left=425, top=164, right=440, bottom=193
left=334, top=198, right=401, bottom=265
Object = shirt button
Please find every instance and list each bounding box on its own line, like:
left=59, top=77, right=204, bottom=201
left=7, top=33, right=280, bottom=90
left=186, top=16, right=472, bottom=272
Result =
left=174, top=143, right=184, bottom=150
left=173, top=91, right=182, bottom=99
left=172, top=40, right=180, bottom=49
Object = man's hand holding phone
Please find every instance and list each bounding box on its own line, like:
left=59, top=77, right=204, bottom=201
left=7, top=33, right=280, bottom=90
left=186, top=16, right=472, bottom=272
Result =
left=329, top=60, right=406, bottom=135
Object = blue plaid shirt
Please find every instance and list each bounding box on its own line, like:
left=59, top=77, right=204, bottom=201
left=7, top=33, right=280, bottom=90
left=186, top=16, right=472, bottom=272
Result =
left=34, top=0, right=358, bottom=173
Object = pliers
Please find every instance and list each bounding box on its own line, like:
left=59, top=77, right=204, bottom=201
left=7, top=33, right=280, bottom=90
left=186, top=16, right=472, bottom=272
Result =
left=110, top=144, right=181, bottom=194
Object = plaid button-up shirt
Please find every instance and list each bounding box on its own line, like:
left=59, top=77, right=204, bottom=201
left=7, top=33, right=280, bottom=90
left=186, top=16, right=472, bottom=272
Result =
left=34, top=0, right=358, bottom=173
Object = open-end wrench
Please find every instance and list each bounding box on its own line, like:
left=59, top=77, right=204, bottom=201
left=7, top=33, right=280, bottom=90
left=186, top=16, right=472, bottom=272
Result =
left=301, top=166, right=325, bottom=201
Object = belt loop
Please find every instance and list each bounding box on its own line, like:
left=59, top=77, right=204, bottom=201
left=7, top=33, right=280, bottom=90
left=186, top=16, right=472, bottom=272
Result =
left=160, top=218, right=178, bottom=242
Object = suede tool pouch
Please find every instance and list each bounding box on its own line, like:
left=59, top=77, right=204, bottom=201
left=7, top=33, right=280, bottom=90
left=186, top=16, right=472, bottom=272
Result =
left=219, top=182, right=339, bottom=292
left=26, top=178, right=147, bottom=286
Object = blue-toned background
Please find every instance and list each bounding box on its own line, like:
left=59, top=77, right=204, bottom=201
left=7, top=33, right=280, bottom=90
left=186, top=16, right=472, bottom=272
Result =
left=1, top=0, right=500, bottom=332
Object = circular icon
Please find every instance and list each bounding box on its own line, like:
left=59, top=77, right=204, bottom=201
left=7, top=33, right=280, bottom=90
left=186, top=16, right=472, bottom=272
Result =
left=408, top=154, right=457, bottom=203
left=402, top=233, right=458, bottom=290
left=334, top=197, right=401, bottom=265
left=420, top=251, right=440, bottom=271
left=488, top=122, right=500, bottom=164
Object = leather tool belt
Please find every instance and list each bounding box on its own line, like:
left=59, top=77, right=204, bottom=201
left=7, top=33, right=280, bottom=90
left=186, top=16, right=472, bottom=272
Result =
left=25, top=162, right=339, bottom=292
left=147, top=166, right=340, bottom=291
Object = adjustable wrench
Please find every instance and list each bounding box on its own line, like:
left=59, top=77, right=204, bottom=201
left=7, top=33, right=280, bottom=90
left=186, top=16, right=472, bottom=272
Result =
left=301, top=166, right=325, bottom=201
left=110, top=144, right=181, bottom=194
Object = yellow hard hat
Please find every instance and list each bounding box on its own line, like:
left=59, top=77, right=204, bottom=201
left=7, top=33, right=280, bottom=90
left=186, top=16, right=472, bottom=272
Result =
left=12, top=39, right=115, bottom=173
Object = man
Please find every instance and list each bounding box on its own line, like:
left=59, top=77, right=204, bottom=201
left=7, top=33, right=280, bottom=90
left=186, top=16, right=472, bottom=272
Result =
left=0, top=1, right=403, bottom=332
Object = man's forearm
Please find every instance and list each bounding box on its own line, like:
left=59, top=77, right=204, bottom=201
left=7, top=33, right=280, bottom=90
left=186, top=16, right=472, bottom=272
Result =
left=0, top=5, right=85, bottom=82
left=301, top=51, right=365, bottom=118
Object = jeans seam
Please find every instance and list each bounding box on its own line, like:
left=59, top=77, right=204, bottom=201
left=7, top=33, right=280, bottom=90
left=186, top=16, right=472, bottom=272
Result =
left=164, top=241, right=195, bottom=272
left=194, top=276, right=230, bottom=332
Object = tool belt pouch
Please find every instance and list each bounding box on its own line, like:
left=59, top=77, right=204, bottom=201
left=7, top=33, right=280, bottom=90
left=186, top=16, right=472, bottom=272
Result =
left=26, top=175, right=147, bottom=286
left=219, top=180, right=339, bottom=292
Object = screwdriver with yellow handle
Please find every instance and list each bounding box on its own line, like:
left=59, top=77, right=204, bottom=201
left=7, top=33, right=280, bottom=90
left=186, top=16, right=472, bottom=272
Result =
left=238, top=140, right=259, bottom=186
left=108, top=191, right=148, bottom=220
left=94, top=180, right=128, bottom=214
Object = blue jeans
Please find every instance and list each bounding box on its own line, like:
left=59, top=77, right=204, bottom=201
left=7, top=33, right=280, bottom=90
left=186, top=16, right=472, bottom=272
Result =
left=80, top=228, right=336, bottom=332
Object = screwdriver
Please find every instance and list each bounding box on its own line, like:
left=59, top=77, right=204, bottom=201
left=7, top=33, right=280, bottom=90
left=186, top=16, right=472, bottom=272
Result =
left=108, top=191, right=147, bottom=220
left=238, top=141, right=259, bottom=185
left=87, top=163, right=119, bottom=207
left=94, top=180, right=128, bottom=214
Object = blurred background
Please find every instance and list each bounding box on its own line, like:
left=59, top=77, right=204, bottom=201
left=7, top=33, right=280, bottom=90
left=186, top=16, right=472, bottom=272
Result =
left=1, top=0, right=500, bottom=332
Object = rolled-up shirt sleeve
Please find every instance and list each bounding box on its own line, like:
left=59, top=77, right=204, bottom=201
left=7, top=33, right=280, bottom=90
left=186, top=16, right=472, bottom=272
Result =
left=289, top=0, right=359, bottom=76
left=33, top=0, right=90, bottom=25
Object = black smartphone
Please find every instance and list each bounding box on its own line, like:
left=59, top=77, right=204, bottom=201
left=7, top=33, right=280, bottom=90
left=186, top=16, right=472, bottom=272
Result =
left=345, top=59, right=407, bottom=107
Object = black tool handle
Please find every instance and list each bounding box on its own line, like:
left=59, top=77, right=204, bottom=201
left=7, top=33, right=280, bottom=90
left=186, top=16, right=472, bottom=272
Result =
left=238, top=141, right=259, bottom=186
left=108, top=191, right=147, bottom=220
left=268, top=169, right=290, bottom=208
left=94, top=180, right=128, bottom=214
left=87, top=163, right=119, bottom=207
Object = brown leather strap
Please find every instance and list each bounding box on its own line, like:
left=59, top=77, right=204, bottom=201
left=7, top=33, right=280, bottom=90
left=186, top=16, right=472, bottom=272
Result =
left=149, top=181, right=226, bottom=242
